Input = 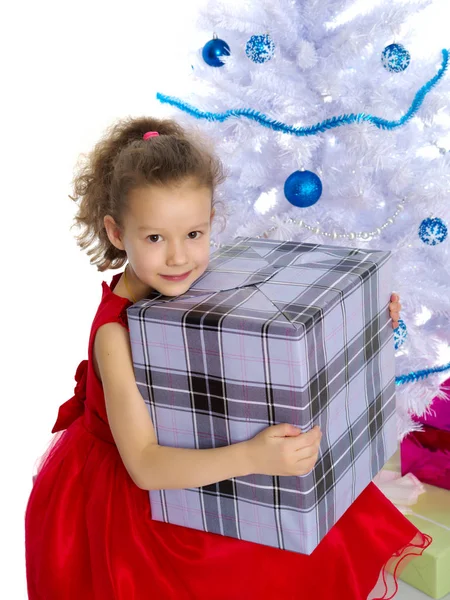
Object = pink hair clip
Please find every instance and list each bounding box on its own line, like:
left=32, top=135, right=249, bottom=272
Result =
left=143, top=131, right=159, bottom=140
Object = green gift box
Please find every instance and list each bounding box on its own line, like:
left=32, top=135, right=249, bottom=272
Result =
left=383, top=451, right=450, bottom=599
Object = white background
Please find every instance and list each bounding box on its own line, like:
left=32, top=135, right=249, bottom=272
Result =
left=1, top=0, right=449, bottom=597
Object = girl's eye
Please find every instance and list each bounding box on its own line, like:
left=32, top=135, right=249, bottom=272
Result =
left=188, top=231, right=202, bottom=239
left=148, top=234, right=162, bottom=243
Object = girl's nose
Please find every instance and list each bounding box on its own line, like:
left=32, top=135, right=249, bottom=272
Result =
left=166, top=241, right=189, bottom=266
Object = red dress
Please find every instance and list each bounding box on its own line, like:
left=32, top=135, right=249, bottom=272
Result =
left=25, top=272, right=431, bottom=600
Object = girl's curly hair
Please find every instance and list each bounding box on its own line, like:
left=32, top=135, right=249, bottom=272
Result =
left=70, top=116, right=226, bottom=271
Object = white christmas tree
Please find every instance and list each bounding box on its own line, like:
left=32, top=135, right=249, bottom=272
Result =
left=155, top=0, right=450, bottom=439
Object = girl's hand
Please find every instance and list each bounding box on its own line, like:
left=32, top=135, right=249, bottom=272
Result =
left=244, top=423, right=322, bottom=477
left=389, top=293, right=402, bottom=329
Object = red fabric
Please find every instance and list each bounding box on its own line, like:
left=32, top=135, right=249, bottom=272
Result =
left=51, top=359, right=88, bottom=433
left=25, top=272, right=431, bottom=600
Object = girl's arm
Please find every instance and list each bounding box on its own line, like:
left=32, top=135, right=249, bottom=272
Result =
left=94, top=323, right=254, bottom=491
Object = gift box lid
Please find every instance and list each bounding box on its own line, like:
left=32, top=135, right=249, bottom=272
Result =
left=128, top=237, right=392, bottom=337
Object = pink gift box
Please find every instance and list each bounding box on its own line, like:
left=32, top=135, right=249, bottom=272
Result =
left=401, top=424, right=450, bottom=491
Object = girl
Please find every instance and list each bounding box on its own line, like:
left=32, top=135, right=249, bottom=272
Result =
left=25, top=116, right=429, bottom=600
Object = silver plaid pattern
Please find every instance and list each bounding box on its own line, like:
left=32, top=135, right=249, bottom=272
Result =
left=127, top=237, right=397, bottom=555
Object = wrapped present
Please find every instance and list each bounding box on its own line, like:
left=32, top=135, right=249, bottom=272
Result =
left=372, top=469, right=426, bottom=514
left=401, top=425, right=450, bottom=491
left=383, top=451, right=450, bottom=599
left=128, top=237, right=397, bottom=555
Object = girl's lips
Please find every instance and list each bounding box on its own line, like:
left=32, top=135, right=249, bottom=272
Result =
left=159, top=270, right=192, bottom=281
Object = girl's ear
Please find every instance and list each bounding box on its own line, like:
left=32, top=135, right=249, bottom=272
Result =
left=104, top=215, right=126, bottom=251
left=210, top=208, right=215, bottom=223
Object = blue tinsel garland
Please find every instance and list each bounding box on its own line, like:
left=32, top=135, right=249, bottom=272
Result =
left=157, top=49, right=448, bottom=135
left=395, top=361, right=450, bottom=386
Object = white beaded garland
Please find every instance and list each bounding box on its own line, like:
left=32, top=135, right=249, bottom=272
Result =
left=210, top=199, right=407, bottom=248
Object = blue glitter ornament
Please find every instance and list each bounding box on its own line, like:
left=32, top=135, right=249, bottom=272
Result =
left=202, top=36, right=230, bottom=67
left=418, top=217, right=448, bottom=245
left=394, top=319, right=408, bottom=350
left=381, top=43, right=411, bottom=73
left=245, top=34, right=275, bottom=64
left=284, top=170, right=322, bottom=208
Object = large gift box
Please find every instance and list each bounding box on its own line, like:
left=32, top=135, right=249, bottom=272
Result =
left=384, top=451, right=450, bottom=599
left=127, top=237, right=397, bottom=555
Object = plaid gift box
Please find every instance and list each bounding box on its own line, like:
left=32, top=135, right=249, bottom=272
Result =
left=127, top=237, right=397, bottom=555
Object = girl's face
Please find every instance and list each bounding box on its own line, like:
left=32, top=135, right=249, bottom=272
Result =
left=107, top=177, right=214, bottom=298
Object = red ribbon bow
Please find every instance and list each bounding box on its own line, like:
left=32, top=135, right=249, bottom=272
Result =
left=51, top=359, right=89, bottom=433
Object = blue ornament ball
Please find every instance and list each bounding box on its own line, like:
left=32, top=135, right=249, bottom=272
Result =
left=245, top=34, right=275, bottom=64
left=202, top=37, right=231, bottom=68
left=394, top=319, right=408, bottom=350
left=284, top=170, right=322, bottom=208
left=381, top=43, right=411, bottom=73
left=418, top=217, right=448, bottom=245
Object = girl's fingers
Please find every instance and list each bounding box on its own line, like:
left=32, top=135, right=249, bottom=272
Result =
left=295, top=445, right=320, bottom=460
left=292, top=428, right=322, bottom=451
left=391, top=313, right=400, bottom=329
left=389, top=301, right=402, bottom=312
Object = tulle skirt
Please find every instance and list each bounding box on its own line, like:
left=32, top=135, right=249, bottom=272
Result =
left=25, top=416, right=431, bottom=600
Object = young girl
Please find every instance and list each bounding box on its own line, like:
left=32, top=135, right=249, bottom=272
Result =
left=25, top=116, right=430, bottom=600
